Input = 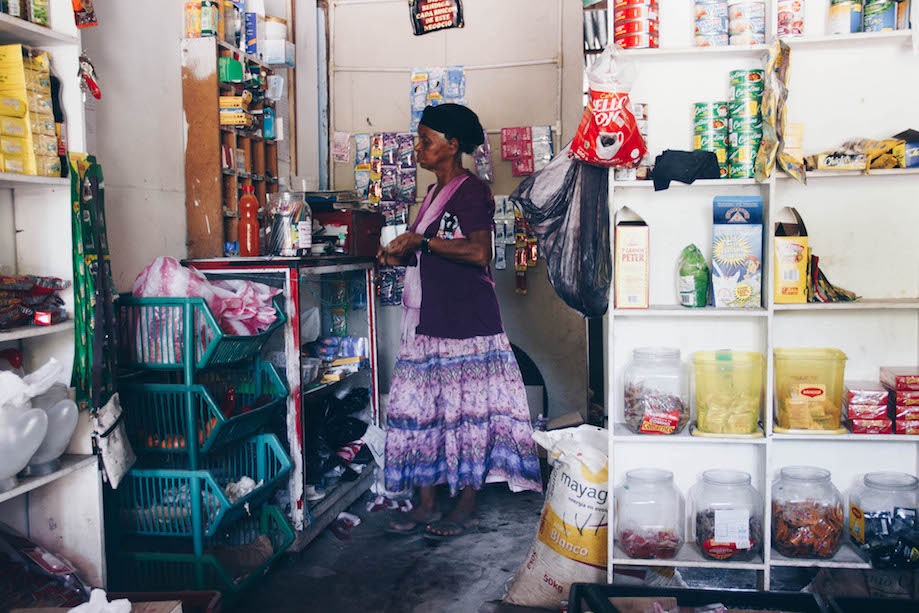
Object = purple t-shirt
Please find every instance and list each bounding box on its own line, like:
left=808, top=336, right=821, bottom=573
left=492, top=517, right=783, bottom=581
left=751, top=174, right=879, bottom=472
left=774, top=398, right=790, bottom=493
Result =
left=415, top=173, right=504, bottom=340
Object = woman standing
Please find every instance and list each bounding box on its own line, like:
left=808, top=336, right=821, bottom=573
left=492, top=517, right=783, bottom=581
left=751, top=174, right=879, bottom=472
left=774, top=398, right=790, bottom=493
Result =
left=379, top=104, right=542, bottom=539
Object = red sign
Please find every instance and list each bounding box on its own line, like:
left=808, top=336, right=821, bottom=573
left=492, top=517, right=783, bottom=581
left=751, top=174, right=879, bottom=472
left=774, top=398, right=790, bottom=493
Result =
left=410, top=0, right=464, bottom=36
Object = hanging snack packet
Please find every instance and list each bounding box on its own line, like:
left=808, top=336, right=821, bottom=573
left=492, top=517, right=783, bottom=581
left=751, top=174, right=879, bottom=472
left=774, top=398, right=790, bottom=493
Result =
left=445, top=66, right=466, bottom=100
left=473, top=128, right=494, bottom=183
left=678, top=244, right=710, bottom=308
left=532, top=125, right=554, bottom=172
left=756, top=40, right=799, bottom=183
left=398, top=168, right=416, bottom=203
left=410, top=70, right=429, bottom=111
left=572, top=45, right=647, bottom=168
left=381, top=166, right=398, bottom=201
left=427, top=68, right=445, bottom=102
left=382, top=133, right=398, bottom=165
left=354, top=133, right=371, bottom=198
left=397, top=132, right=416, bottom=168
left=72, top=0, right=98, bottom=28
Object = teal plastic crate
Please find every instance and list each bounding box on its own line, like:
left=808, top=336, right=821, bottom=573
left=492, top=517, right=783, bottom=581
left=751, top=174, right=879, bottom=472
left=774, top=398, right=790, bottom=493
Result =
left=118, top=434, right=291, bottom=546
left=116, top=294, right=285, bottom=371
left=115, top=505, right=294, bottom=596
left=120, top=361, right=288, bottom=459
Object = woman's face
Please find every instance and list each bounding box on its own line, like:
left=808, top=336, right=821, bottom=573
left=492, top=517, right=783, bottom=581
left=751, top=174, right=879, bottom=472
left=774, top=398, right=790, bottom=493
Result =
left=415, top=124, right=458, bottom=171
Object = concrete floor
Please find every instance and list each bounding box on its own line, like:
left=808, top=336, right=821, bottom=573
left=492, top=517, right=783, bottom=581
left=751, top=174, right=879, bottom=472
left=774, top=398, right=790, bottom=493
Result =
left=236, top=485, right=550, bottom=613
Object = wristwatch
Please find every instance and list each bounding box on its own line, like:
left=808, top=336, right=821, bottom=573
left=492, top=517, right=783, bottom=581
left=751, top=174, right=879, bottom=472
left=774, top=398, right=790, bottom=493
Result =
left=421, top=237, right=431, bottom=254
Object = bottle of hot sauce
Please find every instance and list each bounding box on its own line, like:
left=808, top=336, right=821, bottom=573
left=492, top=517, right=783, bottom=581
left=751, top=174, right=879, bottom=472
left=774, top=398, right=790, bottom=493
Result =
left=238, top=185, right=260, bottom=257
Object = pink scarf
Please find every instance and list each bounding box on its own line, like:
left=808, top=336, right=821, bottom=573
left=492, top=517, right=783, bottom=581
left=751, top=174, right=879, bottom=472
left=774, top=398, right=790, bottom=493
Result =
left=401, top=172, right=469, bottom=342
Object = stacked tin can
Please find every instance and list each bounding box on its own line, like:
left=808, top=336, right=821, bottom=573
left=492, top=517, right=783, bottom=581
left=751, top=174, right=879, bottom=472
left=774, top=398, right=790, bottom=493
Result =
left=728, top=0, right=766, bottom=45
left=693, top=102, right=729, bottom=178
left=863, top=0, right=898, bottom=32
left=727, top=69, right=764, bottom=179
left=614, top=0, right=659, bottom=49
left=616, top=102, right=650, bottom=181
left=777, top=0, right=805, bottom=37
left=694, top=1, right=729, bottom=47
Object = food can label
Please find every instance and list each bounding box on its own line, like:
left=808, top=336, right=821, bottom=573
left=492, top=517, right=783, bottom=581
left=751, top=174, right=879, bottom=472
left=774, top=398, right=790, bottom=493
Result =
left=777, top=0, right=805, bottom=36
left=730, top=16, right=766, bottom=35
left=695, top=17, right=729, bottom=35
left=729, top=32, right=766, bottom=45
left=729, top=162, right=755, bottom=178
left=614, top=5, right=659, bottom=21
left=828, top=2, right=863, bottom=34
left=694, top=102, right=729, bottom=119
left=719, top=164, right=729, bottom=178
left=695, top=34, right=730, bottom=46
left=729, top=115, right=763, bottom=132
left=695, top=1, right=729, bottom=19
left=616, top=18, right=660, bottom=36
left=695, top=133, right=728, bottom=149
left=864, top=2, right=896, bottom=31
left=615, top=0, right=659, bottom=8
left=729, top=99, right=760, bottom=117
left=729, top=145, right=758, bottom=164
left=640, top=411, right=679, bottom=434
left=731, top=83, right=764, bottom=100
left=729, top=69, right=764, bottom=86
left=615, top=32, right=659, bottom=48
left=729, top=1, right=766, bottom=19
left=694, top=117, right=729, bottom=133
left=729, top=131, right=762, bottom=148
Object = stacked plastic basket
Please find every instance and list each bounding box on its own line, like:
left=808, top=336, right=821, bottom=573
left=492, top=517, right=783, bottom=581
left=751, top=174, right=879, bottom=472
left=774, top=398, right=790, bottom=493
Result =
left=111, top=294, right=293, bottom=597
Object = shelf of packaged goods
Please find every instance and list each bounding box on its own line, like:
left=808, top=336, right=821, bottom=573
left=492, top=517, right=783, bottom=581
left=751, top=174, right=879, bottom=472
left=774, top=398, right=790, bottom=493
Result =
left=781, top=30, right=912, bottom=49
left=0, top=455, right=95, bottom=505
left=620, top=44, right=769, bottom=59
left=780, top=168, right=919, bottom=180
left=216, top=38, right=269, bottom=69
left=613, top=423, right=767, bottom=445
left=0, top=13, right=79, bottom=46
left=302, top=367, right=368, bottom=399
left=613, top=306, right=768, bottom=318
left=612, top=178, right=763, bottom=188
left=611, top=544, right=765, bottom=571
left=771, top=431, right=919, bottom=443
left=0, top=320, right=74, bottom=343
left=773, top=299, right=919, bottom=312
left=769, top=545, right=870, bottom=570
left=0, top=173, right=69, bottom=189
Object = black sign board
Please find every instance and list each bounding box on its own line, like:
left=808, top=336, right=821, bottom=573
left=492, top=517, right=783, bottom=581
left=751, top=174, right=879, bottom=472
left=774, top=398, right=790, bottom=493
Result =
left=410, top=0, right=464, bottom=36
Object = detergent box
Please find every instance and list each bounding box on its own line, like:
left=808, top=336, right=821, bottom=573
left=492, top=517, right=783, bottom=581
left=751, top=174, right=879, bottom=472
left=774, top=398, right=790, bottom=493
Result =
left=711, top=196, right=763, bottom=308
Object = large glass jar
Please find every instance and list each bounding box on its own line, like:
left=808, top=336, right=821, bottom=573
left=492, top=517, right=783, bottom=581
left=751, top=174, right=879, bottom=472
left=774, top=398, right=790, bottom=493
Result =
left=615, top=469, right=684, bottom=559
left=849, top=472, right=919, bottom=567
left=624, top=347, right=689, bottom=435
left=772, top=466, right=844, bottom=559
left=691, top=469, right=763, bottom=561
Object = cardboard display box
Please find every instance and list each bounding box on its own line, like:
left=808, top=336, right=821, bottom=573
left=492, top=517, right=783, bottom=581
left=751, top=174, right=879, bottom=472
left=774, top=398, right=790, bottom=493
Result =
left=614, top=206, right=649, bottom=309
left=711, top=195, right=763, bottom=308
left=774, top=206, right=809, bottom=304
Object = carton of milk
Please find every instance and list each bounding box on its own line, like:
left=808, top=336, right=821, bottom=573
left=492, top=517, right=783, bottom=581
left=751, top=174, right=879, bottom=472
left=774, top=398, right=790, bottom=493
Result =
left=711, top=196, right=763, bottom=308
left=615, top=206, right=649, bottom=309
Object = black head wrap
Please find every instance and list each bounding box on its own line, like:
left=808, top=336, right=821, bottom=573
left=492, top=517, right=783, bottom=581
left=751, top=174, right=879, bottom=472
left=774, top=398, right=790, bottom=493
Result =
left=419, top=104, right=485, bottom=155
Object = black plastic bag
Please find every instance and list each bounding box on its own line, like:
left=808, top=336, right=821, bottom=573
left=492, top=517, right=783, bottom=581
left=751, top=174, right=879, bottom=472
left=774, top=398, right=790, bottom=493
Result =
left=510, top=143, right=611, bottom=318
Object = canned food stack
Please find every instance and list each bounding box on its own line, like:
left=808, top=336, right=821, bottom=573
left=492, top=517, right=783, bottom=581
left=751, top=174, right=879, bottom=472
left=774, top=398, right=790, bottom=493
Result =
left=728, top=69, right=764, bottom=179
left=617, top=102, right=651, bottom=181
left=694, top=1, right=729, bottom=47
left=864, top=0, right=899, bottom=32
left=777, top=0, right=805, bottom=38
left=729, top=0, right=766, bottom=45
left=828, top=0, right=864, bottom=34
left=614, top=0, right=659, bottom=50
left=693, top=102, right=729, bottom=179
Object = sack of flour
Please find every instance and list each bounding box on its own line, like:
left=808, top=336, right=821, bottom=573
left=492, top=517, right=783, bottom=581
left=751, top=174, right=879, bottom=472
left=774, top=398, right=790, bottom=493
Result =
left=504, top=425, right=609, bottom=609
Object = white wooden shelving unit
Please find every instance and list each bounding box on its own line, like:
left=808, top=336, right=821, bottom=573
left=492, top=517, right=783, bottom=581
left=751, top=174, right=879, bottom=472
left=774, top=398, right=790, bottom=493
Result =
left=0, top=2, right=104, bottom=588
left=603, top=0, right=919, bottom=590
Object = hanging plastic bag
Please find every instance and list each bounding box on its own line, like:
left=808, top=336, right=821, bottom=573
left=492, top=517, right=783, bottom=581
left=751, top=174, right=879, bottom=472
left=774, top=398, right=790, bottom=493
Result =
left=510, top=144, right=611, bottom=318
left=571, top=45, right=647, bottom=168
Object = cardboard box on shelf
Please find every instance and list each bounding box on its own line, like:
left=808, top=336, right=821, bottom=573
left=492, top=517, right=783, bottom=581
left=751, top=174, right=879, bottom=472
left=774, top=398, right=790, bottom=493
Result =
left=711, top=195, right=763, bottom=308
left=218, top=56, right=244, bottom=83
left=261, top=40, right=295, bottom=67
left=774, top=207, right=808, bottom=304
left=614, top=206, right=649, bottom=309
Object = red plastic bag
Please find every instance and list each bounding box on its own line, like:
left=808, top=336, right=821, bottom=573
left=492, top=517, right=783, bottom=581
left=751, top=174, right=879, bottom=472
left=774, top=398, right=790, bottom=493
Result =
left=571, top=45, right=647, bottom=168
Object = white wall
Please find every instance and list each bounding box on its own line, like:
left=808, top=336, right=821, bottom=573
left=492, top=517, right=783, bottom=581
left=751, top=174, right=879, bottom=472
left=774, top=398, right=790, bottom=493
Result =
left=82, top=1, right=188, bottom=291
left=330, top=0, right=589, bottom=415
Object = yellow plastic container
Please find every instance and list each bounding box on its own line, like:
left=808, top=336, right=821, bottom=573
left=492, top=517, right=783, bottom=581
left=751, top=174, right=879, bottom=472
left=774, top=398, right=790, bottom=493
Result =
left=693, top=351, right=764, bottom=434
left=774, top=348, right=848, bottom=430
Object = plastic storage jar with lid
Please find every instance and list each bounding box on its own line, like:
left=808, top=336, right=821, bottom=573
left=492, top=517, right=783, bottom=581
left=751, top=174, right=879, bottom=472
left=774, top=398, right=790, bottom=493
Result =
left=624, top=347, right=689, bottom=435
left=691, top=469, right=763, bottom=561
left=772, top=466, right=845, bottom=559
left=693, top=351, right=763, bottom=434
left=774, top=348, right=847, bottom=430
left=615, top=468, right=684, bottom=559
left=849, top=472, right=919, bottom=567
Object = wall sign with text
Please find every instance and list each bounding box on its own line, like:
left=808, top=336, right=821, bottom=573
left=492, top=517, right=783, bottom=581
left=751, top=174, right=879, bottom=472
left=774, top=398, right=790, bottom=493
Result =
left=409, top=0, right=464, bottom=36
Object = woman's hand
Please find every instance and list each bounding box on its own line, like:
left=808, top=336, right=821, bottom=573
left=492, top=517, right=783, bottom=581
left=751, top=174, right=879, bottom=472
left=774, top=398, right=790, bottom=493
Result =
left=384, top=232, right=423, bottom=258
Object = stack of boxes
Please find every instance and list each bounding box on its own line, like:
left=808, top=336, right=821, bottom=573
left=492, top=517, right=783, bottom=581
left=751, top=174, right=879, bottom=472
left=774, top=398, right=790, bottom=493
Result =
left=0, top=45, right=59, bottom=177
left=219, top=90, right=254, bottom=128
left=693, top=102, right=728, bottom=179
left=727, top=69, right=763, bottom=179
left=844, top=369, right=919, bottom=435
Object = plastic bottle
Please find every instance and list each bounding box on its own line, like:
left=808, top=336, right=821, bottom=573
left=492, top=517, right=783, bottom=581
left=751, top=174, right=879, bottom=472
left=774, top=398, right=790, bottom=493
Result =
left=239, top=185, right=260, bottom=257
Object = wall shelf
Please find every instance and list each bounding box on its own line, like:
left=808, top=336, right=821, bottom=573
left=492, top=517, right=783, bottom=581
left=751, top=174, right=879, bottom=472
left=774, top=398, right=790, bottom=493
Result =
left=780, top=168, right=919, bottom=181
left=613, top=423, right=767, bottom=445
left=781, top=30, right=913, bottom=49
left=773, top=299, right=919, bottom=312
left=622, top=44, right=769, bottom=59
left=613, top=306, right=768, bottom=318
left=611, top=544, right=766, bottom=571
left=0, top=172, right=69, bottom=189
left=768, top=545, right=870, bottom=570
left=0, top=320, right=74, bottom=343
left=0, top=13, right=78, bottom=46
left=612, top=178, right=764, bottom=189
left=0, top=455, right=95, bottom=505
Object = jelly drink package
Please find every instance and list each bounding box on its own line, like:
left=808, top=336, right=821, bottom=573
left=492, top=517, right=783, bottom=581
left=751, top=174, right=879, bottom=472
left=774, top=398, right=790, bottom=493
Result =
left=572, top=44, right=647, bottom=168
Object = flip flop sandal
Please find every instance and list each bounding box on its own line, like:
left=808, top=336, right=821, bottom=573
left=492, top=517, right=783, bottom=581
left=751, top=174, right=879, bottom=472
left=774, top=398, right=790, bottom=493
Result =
left=384, top=511, right=441, bottom=535
left=423, top=518, right=469, bottom=541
